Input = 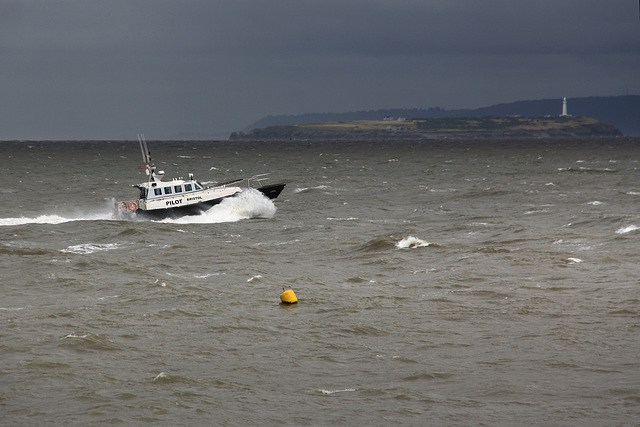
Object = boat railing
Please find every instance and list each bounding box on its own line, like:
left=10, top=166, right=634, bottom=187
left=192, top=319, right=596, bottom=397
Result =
left=245, top=173, right=272, bottom=188
left=213, top=174, right=271, bottom=189
left=215, top=178, right=243, bottom=187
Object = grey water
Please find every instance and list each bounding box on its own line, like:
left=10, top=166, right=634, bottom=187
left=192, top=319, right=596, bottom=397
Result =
left=1, top=138, right=640, bottom=426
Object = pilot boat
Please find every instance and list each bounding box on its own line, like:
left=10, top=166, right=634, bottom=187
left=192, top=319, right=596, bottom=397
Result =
left=115, top=135, right=285, bottom=219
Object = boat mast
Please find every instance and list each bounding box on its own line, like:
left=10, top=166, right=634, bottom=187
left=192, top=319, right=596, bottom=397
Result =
left=138, top=134, right=153, bottom=184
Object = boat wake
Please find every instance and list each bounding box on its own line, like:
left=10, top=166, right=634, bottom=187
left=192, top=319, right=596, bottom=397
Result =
left=0, top=211, right=114, bottom=226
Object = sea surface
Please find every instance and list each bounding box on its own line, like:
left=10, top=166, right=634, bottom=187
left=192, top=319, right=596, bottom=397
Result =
left=1, top=138, right=640, bottom=426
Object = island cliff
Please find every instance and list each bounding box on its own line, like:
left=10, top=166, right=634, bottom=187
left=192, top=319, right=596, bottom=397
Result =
left=229, top=116, right=622, bottom=141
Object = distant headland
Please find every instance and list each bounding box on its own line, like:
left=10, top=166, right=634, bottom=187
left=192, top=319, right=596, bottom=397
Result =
left=230, top=116, right=622, bottom=141
left=231, top=95, right=639, bottom=140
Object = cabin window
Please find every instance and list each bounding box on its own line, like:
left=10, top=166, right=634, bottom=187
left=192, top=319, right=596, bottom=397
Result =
left=184, top=183, right=193, bottom=192
left=154, top=188, right=162, bottom=196
left=164, top=187, right=172, bottom=195
left=195, top=183, right=203, bottom=190
left=174, top=185, right=182, bottom=193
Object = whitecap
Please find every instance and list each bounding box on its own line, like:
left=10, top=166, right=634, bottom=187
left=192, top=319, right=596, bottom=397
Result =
left=396, top=236, right=433, bottom=249
left=96, top=295, right=119, bottom=301
left=319, top=388, right=356, bottom=395
left=247, top=275, right=263, bottom=282
left=61, top=243, right=121, bottom=255
left=194, top=273, right=222, bottom=279
left=567, top=257, right=583, bottom=264
left=154, top=279, right=168, bottom=287
left=153, top=372, right=169, bottom=381
left=616, top=225, right=639, bottom=235
left=587, top=201, right=603, bottom=205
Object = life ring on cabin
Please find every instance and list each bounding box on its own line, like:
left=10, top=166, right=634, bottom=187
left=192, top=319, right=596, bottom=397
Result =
left=119, top=202, right=127, bottom=211
left=128, top=201, right=138, bottom=211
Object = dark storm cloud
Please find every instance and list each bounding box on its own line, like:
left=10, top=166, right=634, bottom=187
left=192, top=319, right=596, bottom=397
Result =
left=1, top=0, right=638, bottom=139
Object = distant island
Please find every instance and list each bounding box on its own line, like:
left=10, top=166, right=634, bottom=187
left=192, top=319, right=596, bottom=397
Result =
left=230, top=116, right=622, bottom=140
left=233, top=95, right=640, bottom=139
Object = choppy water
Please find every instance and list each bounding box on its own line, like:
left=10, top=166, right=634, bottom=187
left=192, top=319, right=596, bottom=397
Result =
left=2, top=138, right=640, bottom=426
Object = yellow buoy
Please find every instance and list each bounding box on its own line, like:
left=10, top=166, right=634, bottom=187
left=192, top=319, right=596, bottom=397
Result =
left=280, top=288, right=298, bottom=304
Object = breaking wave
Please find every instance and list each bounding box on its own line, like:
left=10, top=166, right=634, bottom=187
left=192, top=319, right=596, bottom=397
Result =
left=616, top=225, right=639, bottom=235
left=396, top=236, right=436, bottom=249
left=161, top=189, right=276, bottom=224
left=318, top=388, right=357, bottom=395
left=356, top=235, right=439, bottom=252
left=61, top=243, right=122, bottom=255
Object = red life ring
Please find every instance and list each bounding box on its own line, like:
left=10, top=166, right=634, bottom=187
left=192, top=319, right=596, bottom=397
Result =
left=128, top=201, right=138, bottom=211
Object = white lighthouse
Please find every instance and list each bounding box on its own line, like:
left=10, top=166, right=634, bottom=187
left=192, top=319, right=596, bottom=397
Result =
left=561, top=97, right=568, bottom=117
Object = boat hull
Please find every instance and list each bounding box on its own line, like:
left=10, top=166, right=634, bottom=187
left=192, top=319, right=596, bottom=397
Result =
left=257, top=183, right=286, bottom=200
left=133, top=197, right=227, bottom=220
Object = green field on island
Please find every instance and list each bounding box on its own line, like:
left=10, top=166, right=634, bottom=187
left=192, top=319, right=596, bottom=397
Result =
left=296, top=116, right=602, bottom=132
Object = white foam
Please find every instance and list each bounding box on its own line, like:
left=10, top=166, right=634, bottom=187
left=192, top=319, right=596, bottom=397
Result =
left=0, top=214, right=76, bottom=226
left=63, top=334, right=88, bottom=339
left=61, top=243, right=121, bottom=255
left=396, top=236, right=433, bottom=249
left=153, top=372, right=169, bottom=381
left=616, top=225, right=639, bottom=235
left=194, top=273, right=223, bottom=279
left=319, top=388, right=356, bottom=395
left=0, top=203, right=117, bottom=226
left=162, top=189, right=276, bottom=224
left=567, top=257, right=583, bottom=264
left=96, top=295, right=119, bottom=301
left=292, top=185, right=331, bottom=194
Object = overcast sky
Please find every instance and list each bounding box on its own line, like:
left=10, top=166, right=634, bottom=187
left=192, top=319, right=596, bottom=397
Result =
left=1, top=0, right=639, bottom=139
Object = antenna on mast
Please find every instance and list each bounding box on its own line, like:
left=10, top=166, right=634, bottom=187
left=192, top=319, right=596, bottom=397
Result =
left=136, top=134, right=164, bottom=182
left=138, top=134, right=151, bottom=165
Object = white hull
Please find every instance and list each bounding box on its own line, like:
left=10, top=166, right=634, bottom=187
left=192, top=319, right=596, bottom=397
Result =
left=137, top=185, right=242, bottom=211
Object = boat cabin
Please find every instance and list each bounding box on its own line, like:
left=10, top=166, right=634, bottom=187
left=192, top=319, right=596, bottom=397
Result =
left=135, top=178, right=205, bottom=200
